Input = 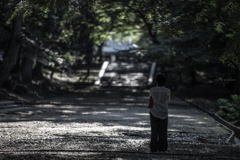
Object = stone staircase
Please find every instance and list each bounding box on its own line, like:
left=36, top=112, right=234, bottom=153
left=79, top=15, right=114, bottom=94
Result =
left=99, top=62, right=152, bottom=87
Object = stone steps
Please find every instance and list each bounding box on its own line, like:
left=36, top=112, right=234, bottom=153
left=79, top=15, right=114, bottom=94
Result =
left=100, top=62, right=152, bottom=87
left=106, top=62, right=150, bottom=72
left=0, top=101, right=23, bottom=109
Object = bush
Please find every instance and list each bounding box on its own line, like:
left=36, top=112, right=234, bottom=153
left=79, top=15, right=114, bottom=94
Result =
left=216, top=95, right=240, bottom=121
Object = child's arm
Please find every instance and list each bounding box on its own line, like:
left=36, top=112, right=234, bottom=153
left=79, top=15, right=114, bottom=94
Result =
left=167, top=90, right=171, bottom=101
left=148, top=89, right=153, bottom=109
left=148, top=96, right=153, bottom=109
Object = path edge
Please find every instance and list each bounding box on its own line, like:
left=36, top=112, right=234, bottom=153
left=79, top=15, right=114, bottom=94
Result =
left=177, top=96, right=240, bottom=144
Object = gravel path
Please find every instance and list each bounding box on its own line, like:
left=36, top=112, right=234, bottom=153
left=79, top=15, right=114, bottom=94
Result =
left=0, top=88, right=239, bottom=159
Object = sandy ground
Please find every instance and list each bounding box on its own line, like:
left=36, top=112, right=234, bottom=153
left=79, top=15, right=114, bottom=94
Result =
left=0, top=88, right=240, bottom=159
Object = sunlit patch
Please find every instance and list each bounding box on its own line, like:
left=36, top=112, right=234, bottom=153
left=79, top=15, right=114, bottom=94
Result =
left=62, top=110, right=77, bottom=114
left=197, top=121, right=206, bottom=124
left=109, top=114, right=122, bottom=117
left=109, top=72, right=117, bottom=77
left=106, top=108, right=128, bottom=111
left=131, top=89, right=137, bottom=92
left=135, top=113, right=149, bottom=116
left=39, top=127, right=70, bottom=131
left=168, top=114, right=192, bottom=118
left=36, top=104, right=56, bottom=108
left=185, top=99, right=194, bottom=102
left=105, top=91, right=113, bottom=94
left=134, top=121, right=149, bottom=125
left=122, top=98, right=135, bottom=101
left=81, top=111, right=110, bottom=115
left=168, top=129, right=181, bottom=132
left=123, top=117, right=136, bottom=120
left=81, top=112, right=91, bottom=115
left=184, top=118, right=197, bottom=121
left=126, top=139, right=146, bottom=144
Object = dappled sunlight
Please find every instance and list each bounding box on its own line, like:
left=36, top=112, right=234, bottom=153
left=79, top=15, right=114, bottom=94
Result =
left=197, top=121, right=207, bottom=124
left=184, top=118, right=197, bottom=121
left=106, top=108, right=128, bottom=111
left=168, top=129, right=181, bottom=132
left=131, top=89, right=138, bottom=92
left=61, top=110, right=77, bottom=114
left=133, top=121, right=149, bottom=126
left=0, top=89, right=235, bottom=157
left=135, top=113, right=149, bottom=116
left=1, top=0, right=240, bottom=157
left=33, top=122, right=150, bottom=133
left=81, top=111, right=111, bottom=115
left=100, top=62, right=150, bottom=87
left=123, top=117, right=138, bottom=120
left=168, top=113, right=209, bottom=129
left=169, top=114, right=193, bottom=118
left=0, top=85, right=235, bottom=156
left=121, top=98, right=135, bottom=101
left=76, top=98, right=84, bottom=100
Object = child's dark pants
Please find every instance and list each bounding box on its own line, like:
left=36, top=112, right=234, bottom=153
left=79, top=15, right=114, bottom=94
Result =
left=150, top=112, right=168, bottom=152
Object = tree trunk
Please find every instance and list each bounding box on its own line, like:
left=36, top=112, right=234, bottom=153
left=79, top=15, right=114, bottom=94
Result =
left=0, top=14, right=23, bottom=87
left=190, top=70, right=198, bottom=85
left=32, top=61, right=43, bottom=79
left=234, top=68, right=240, bottom=94
left=83, top=40, right=93, bottom=81
left=179, top=70, right=182, bottom=84
left=11, top=47, right=22, bottom=73
left=98, top=43, right=104, bottom=62
left=20, top=49, right=35, bottom=84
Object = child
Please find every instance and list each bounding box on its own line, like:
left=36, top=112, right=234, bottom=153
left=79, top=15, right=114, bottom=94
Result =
left=148, top=73, right=171, bottom=152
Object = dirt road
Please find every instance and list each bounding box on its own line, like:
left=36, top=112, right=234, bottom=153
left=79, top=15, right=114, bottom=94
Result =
left=0, top=87, right=239, bottom=159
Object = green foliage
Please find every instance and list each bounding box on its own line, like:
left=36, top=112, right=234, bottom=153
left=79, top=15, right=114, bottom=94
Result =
left=64, top=52, right=72, bottom=64
left=7, top=0, right=51, bottom=24
left=3, top=0, right=240, bottom=73
left=120, top=0, right=240, bottom=69
left=219, top=27, right=240, bottom=69
left=216, top=110, right=225, bottom=117
left=214, top=21, right=225, bottom=33
left=231, top=95, right=240, bottom=110
left=186, top=0, right=240, bottom=69
left=217, top=98, right=230, bottom=106
left=216, top=95, right=240, bottom=121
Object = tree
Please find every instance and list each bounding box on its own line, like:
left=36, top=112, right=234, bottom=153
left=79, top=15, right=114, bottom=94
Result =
left=151, top=0, right=240, bottom=93
left=7, top=0, right=240, bottom=69
left=2, top=0, right=240, bottom=94
left=0, top=0, right=91, bottom=87
left=0, top=14, right=23, bottom=86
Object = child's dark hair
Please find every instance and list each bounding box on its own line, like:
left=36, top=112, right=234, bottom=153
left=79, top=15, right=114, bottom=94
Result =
left=156, top=73, right=166, bottom=86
